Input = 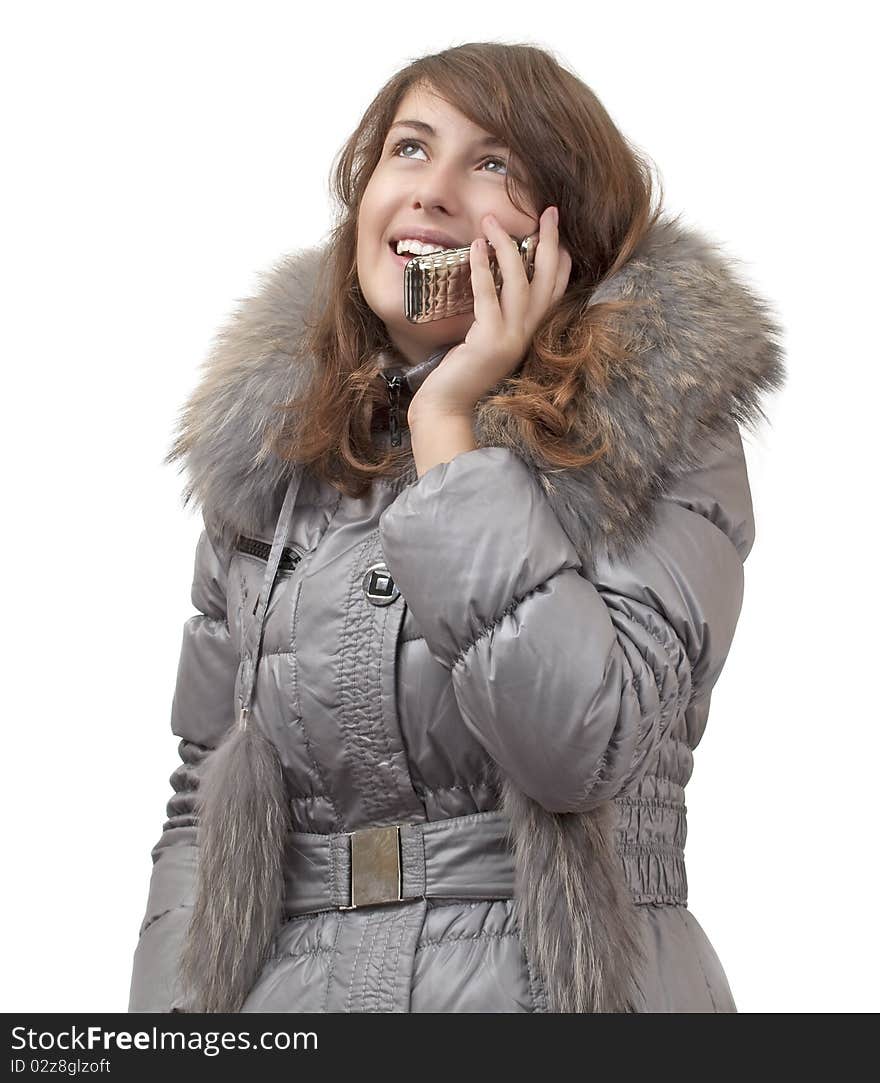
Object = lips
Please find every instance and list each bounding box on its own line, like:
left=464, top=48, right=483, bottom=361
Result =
left=390, top=228, right=466, bottom=248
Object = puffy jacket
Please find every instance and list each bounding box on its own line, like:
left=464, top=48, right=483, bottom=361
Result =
left=127, top=214, right=786, bottom=1012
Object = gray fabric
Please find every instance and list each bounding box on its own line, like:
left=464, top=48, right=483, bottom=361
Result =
left=128, top=214, right=785, bottom=1012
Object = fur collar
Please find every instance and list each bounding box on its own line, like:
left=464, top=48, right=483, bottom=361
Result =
left=165, top=213, right=785, bottom=572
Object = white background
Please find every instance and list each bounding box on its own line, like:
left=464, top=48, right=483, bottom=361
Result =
left=2, top=1, right=876, bottom=1013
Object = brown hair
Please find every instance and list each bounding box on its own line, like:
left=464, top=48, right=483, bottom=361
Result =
left=274, top=42, right=665, bottom=497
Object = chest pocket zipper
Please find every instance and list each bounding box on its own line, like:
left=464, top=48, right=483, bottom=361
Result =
left=235, top=534, right=308, bottom=615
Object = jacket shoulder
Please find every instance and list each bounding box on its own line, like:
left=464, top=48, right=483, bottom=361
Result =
left=661, top=421, right=756, bottom=562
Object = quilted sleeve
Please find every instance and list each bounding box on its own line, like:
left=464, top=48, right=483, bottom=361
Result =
left=378, top=425, right=754, bottom=814
left=127, top=521, right=239, bottom=1012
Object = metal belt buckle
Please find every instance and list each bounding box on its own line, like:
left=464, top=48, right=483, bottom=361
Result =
left=339, top=825, right=402, bottom=910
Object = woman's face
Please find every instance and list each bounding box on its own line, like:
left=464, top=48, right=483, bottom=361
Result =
left=356, top=85, right=540, bottom=366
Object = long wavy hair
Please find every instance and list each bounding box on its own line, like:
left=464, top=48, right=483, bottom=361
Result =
left=273, top=42, right=666, bottom=497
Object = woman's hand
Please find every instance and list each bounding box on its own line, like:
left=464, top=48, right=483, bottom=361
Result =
left=408, top=205, right=572, bottom=422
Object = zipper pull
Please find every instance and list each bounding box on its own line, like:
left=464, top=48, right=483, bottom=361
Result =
left=380, top=371, right=404, bottom=447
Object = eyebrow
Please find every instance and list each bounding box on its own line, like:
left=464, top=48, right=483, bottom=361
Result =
left=388, top=119, right=508, bottom=149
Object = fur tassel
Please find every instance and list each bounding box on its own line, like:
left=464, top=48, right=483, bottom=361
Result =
left=177, top=712, right=291, bottom=1013
left=500, top=776, right=648, bottom=1013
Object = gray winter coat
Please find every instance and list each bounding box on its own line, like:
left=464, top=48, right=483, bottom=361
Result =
left=127, top=214, right=785, bottom=1013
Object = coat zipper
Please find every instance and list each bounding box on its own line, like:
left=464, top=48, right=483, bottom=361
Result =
left=379, top=370, right=404, bottom=447
left=235, top=534, right=307, bottom=615
left=377, top=347, right=455, bottom=447
left=235, top=534, right=306, bottom=572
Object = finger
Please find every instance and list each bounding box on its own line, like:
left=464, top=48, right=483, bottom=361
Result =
left=550, top=244, right=573, bottom=304
left=469, top=236, right=501, bottom=327
left=525, top=205, right=562, bottom=322
left=483, top=213, right=528, bottom=321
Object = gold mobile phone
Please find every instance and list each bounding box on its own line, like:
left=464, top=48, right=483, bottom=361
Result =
left=403, top=233, right=539, bottom=323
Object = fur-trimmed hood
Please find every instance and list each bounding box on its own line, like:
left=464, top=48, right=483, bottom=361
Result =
left=163, top=213, right=786, bottom=1014
left=166, top=213, right=786, bottom=574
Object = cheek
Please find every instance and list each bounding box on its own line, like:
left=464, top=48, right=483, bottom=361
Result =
left=356, top=208, right=381, bottom=267
left=360, top=176, right=399, bottom=234
left=358, top=178, right=381, bottom=220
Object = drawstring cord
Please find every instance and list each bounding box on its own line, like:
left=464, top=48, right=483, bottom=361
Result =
left=237, top=465, right=305, bottom=725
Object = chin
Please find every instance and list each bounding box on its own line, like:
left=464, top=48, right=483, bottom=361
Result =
left=388, top=311, right=471, bottom=342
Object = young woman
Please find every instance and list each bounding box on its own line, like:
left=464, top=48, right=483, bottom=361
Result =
left=128, top=42, right=786, bottom=1014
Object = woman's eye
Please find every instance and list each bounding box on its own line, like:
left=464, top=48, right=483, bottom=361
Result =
left=389, top=139, right=508, bottom=175
left=392, top=139, right=426, bottom=161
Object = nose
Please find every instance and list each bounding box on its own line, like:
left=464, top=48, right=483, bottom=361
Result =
left=407, top=160, right=465, bottom=221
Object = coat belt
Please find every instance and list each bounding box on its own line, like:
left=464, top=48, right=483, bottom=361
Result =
left=282, top=810, right=516, bottom=917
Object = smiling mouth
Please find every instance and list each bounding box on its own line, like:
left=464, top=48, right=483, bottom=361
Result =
left=388, top=239, right=470, bottom=263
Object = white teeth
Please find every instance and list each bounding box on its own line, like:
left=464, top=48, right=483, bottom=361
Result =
left=395, top=238, right=447, bottom=255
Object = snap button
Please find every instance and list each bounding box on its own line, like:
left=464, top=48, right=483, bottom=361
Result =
left=362, top=561, right=400, bottom=606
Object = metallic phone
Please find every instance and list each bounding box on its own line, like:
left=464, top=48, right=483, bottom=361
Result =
left=403, top=233, right=539, bottom=323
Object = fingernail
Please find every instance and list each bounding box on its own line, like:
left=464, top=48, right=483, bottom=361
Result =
left=551, top=206, right=559, bottom=226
